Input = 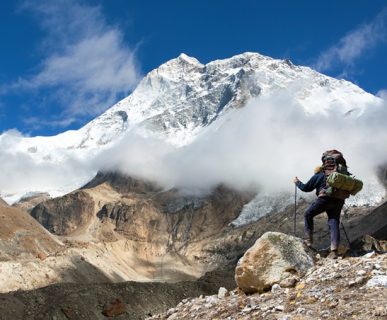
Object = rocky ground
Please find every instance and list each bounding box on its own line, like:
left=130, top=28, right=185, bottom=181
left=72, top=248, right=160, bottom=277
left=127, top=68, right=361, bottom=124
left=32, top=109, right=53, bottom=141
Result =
left=0, top=269, right=236, bottom=320
left=0, top=173, right=386, bottom=320
left=150, top=252, right=387, bottom=320
left=1, top=187, right=385, bottom=294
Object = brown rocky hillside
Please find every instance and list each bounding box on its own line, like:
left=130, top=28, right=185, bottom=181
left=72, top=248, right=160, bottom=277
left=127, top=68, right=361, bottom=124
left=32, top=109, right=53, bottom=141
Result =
left=21, top=172, right=386, bottom=291
left=0, top=200, right=62, bottom=262
left=28, top=172, right=255, bottom=281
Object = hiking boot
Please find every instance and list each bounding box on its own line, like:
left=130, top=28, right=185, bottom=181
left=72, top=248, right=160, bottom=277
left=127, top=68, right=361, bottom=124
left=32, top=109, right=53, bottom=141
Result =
left=327, top=250, right=338, bottom=259
left=304, top=239, right=313, bottom=247
left=304, top=235, right=313, bottom=248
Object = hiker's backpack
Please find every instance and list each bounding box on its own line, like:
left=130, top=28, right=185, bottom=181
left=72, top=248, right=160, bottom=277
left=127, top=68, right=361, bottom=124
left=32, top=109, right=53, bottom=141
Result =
left=319, top=150, right=363, bottom=199
left=321, top=150, right=348, bottom=174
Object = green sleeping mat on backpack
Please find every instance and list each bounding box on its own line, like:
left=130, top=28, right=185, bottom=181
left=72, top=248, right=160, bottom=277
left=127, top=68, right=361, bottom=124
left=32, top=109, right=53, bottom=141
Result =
left=327, top=172, right=363, bottom=196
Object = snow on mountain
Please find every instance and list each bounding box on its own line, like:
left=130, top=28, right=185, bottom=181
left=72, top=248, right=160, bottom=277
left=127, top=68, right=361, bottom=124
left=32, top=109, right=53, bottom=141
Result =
left=0, top=52, right=385, bottom=207
left=77, top=52, right=380, bottom=147
left=231, top=193, right=295, bottom=228
left=5, top=52, right=381, bottom=157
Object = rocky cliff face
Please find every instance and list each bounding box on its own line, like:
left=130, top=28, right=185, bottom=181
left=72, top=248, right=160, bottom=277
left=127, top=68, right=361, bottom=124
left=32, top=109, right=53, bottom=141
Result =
left=27, top=172, right=255, bottom=283
left=31, top=191, right=96, bottom=236
left=26, top=171, right=387, bottom=284
left=31, top=172, right=253, bottom=241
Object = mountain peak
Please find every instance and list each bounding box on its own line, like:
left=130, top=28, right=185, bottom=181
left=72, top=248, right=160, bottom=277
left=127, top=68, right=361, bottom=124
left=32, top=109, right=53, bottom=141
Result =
left=0, top=52, right=384, bottom=205
left=177, top=53, right=202, bottom=65
left=158, top=53, right=203, bottom=71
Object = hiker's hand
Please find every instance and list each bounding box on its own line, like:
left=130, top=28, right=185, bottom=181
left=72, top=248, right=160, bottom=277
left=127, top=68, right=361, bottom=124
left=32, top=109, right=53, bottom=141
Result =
left=293, top=177, right=299, bottom=184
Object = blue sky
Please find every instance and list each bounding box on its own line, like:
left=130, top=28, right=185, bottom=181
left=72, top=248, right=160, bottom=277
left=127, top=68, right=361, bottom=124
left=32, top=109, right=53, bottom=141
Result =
left=0, top=0, right=386, bottom=136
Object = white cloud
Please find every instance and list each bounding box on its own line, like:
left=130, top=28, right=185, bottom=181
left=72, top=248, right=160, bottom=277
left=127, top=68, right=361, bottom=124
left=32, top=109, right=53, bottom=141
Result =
left=0, top=151, right=90, bottom=200
left=1, top=90, right=386, bottom=204
left=1, top=129, right=25, bottom=137
left=0, top=129, right=92, bottom=200
left=8, top=0, right=141, bottom=126
left=314, top=8, right=387, bottom=73
left=94, top=91, right=387, bottom=197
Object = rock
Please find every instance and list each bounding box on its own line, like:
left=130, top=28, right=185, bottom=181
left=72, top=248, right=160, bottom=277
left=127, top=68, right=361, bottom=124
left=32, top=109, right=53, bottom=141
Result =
left=280, top=277, right=298, bottom=288
left=320, top=309, right=331, bottom=318
left=352, top=235, right=386, bottom=254
left=235, top=232, right=314, bottom=294
left=241, top=306, right=252, bottom=313
left=61, top=307, right=77, bottom=319
left=36, top=252, right=47, bottom=261
left=348, top=280, right=356, bottom=287
left=354, top=276, right=365, bottom=284
left=296, top=307, right=306, bottom=314
left=373, top=306, right=387, bottom=317
left=363, top=251, right=376, bottom=258
left=271, top=284, right=282, bottom=293
left=328, top=299, right=339, bottom=309
left=372, top=270, right=384, bottom=276
left=102, top=298, right=126, bottom=317
left=356, top=270, right=366, bottom=276
left=366, top=275, right=387, bottom=288
left=374, top=263, right=381, bottom=270
left=275, top=305, right=284, bottom=311
left=218, top=287, right=228, bottom=299
left=295, top=282, right=306, bottom=290
left=166, top=308, right=176, bottom=316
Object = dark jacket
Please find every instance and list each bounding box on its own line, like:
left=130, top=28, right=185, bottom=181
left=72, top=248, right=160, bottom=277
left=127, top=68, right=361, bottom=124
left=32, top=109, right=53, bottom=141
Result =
left=296, top=172, right=326, bottom=196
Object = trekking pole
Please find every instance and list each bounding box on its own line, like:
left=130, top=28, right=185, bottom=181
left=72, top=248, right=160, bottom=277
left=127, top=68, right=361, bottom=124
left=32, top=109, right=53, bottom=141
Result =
left=294, top=184, right=297, bottom=237
left=340, top=221, right=351, bottom=248
left=340, top=206, right=352, bottom=248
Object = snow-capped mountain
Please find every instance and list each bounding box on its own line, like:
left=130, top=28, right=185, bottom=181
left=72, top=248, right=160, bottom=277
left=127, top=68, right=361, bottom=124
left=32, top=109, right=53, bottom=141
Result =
left=0, top=52, right=385, bottom=206
left=9, top=52, right=381, bottom=155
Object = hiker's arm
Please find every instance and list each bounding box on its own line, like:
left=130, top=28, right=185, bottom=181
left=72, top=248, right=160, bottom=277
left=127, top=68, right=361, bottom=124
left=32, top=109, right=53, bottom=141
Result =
left=295, top=174, right=319, bottom=192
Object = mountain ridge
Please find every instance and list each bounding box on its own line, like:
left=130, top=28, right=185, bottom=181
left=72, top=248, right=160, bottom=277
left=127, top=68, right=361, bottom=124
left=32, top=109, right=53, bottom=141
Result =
left=0, top=52, right=384, bottom=204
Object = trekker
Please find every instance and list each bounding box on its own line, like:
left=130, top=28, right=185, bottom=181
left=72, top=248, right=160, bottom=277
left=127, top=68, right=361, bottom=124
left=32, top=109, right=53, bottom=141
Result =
left=294, top=165, right=345, bottom=259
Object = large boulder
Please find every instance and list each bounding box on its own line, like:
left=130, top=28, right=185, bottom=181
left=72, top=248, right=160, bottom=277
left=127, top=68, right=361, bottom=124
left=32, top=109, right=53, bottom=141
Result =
left=351, top=235, right=387, bottom=254
left=235, top=232, right=314, bottom=294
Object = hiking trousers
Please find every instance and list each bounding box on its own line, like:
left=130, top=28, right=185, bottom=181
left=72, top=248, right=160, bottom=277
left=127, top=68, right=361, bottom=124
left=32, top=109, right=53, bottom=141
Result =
left=304, top=197, right=345, bottom=251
